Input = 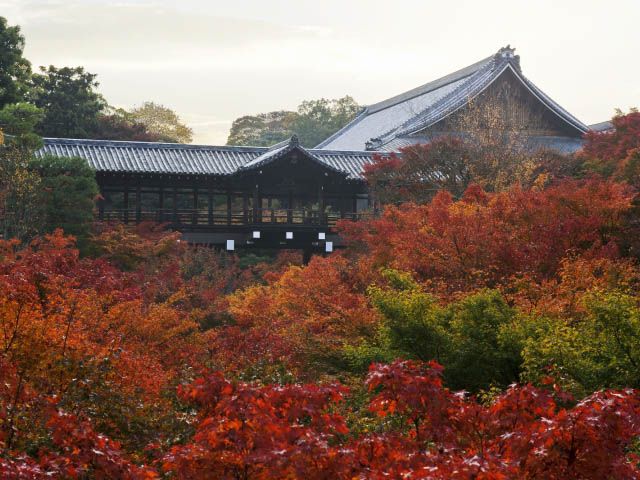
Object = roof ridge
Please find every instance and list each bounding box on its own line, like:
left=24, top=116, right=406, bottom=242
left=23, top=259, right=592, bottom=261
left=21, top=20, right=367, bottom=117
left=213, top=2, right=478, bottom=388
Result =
left=42, top=137, right=270, bottom=152
left=314, top=50, right=499, bottom=149
left=238, top=137, right=346, bottom=175
left=366, top=54, right=494, bottom=114
left=380, top=50, right=588, bottom=145
left=373, top=55, right=503, bottom=148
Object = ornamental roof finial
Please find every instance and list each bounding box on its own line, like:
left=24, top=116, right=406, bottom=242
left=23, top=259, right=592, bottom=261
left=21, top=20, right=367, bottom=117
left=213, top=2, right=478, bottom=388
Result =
left=290, top=134, right=299, bottom=146
left=498, top=45, right=516, bottom=58
left=495, top=45, right=520, bottom=70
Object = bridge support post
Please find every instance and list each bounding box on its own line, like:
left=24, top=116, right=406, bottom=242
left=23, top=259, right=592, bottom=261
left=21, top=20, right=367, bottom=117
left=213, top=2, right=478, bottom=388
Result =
left=302, top=248, right=313, bottom=265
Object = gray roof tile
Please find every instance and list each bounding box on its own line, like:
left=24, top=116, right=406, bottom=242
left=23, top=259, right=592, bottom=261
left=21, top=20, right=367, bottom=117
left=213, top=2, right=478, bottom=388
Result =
left=37, top=137, right=376, bottom=180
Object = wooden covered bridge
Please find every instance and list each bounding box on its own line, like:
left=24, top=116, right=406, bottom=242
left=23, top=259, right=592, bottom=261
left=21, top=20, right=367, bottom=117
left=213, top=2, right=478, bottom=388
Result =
left=39, top=135, right=376, bottom=254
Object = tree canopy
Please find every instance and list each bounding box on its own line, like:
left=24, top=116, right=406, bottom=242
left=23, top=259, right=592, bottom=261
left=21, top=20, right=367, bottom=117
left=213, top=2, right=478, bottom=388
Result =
left=31, top=66, right=107, bottom=138
left=128, top=101, right=193, bottom=143
left=227, top=96, right=360, bottom=147
left=0, top=17, right=32, bottom=109
left=28, top=154, right=98, bottom=250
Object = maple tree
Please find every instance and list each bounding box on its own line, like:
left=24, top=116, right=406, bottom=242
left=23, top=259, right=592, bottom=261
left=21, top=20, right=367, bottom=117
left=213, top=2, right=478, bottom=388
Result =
left=340, top=179, right=633, bottom=293
left=364, top=138, right=475, bottom=203
left=159, top=361, right=640, bottom=479
left=580, top=109, right=640, bottom=182
left=214, top=254, right=378, bottom=380
left=0, top=230, right=205, bottom=458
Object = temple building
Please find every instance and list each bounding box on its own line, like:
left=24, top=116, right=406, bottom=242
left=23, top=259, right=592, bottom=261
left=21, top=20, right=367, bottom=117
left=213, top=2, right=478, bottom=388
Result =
left=37, top=46, right=602, bottom=253
left=317, top=46, right=590, bottom=152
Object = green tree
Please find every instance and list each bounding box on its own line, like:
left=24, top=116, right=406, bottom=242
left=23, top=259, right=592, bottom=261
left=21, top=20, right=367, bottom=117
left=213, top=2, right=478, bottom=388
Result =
left=0, top=102, right=44, bottom=150
left=226, top=96, right=360, bottom=148
left=31, top=66, right=106, bottom=138
left=365, top=269, right=450, bottom=364
left=128, top=101, right=193, bottom=143
left=445, top=289, right=522, bottom=391
left=347, top=270, right=523, bottom=392
left=91, top=106, right=168, bottom=142
left=294, top=96, right=360, bottom=148
left=28, top=155, right=98, bottom=249
left=0, top=17, right=32, bottom=109
left=522, top=290, right=640, bottom=395
left=0, top=146, right=44, bottom=240
left=226, top=110, right=298, bottom=147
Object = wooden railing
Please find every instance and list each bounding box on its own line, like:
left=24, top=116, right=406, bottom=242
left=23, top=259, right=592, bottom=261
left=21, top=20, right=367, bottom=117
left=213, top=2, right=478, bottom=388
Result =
left=100, top=208, right=371, bottom=228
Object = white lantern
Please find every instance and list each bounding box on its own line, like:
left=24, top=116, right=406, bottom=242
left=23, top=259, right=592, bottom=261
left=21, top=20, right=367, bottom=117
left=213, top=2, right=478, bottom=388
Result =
left=226, top=240, right=235, bottom=251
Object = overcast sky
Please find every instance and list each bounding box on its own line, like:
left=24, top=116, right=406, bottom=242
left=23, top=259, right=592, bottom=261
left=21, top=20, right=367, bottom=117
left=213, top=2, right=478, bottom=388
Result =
left=2, top=0, right=639, bottom=144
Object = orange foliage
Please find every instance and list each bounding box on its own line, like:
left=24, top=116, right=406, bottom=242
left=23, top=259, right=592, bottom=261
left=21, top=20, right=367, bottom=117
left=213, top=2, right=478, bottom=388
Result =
left=0, top=230, right=205, bottom=456
left=214, top=255, right=379, bottom=378
left=339, top=179, right=633, bottom=294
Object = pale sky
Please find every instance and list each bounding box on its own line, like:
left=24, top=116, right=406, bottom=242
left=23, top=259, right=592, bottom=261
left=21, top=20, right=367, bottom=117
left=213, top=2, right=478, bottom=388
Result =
left=2, top=0, right=639, bottom=144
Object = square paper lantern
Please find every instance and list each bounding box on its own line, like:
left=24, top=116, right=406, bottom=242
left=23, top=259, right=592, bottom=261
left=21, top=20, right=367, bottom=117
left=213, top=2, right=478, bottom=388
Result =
left=325, top=241, right=333, bottom=253
left=286, top=232, right=293, bottom=240
left=252, top=231, right=261, bottom=239
left=318, top=232, right=326, bottom=240
left=226, top=240, right=235, bottom=251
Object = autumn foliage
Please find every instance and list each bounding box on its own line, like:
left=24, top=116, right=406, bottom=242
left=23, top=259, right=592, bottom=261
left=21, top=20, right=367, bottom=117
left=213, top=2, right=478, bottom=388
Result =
left=3, top=112, right=640, bottom=478
left=159, top=361, right=640, bottom=479
left=339, top=179, right=632, bottom=293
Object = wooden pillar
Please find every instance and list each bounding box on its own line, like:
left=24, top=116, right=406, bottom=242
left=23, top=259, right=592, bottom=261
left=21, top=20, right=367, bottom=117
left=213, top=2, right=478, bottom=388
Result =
left=158, top=187, right=164, bottom=222
left=318, top=184, right=325, bottom=225
left=207, top=186, right=213, bottom=225
left=172, top=187, right=178, bottom=224
left=303, top=248, right=313, bottom=265
left=340, top=194, right=346, bottom=219
left=287, top=189, right=293, bottom=224
left=352, top=196, right=357, bottom=219
left=123, top=185, right=129, bottom=224
left=269, top=197, right=275, bottom=223
left=226, top=189, right=232, bottom=226
left=192, top=186, right=198, bottom=226
left=252, top=184, right=259, bottom=224
left=135, top=183, right=141, bottom=224
left=243, top=193, right=248, bottom=224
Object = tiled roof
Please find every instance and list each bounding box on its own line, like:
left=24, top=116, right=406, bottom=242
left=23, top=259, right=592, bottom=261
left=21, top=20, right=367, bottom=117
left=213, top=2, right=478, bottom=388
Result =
left=238, top=134, right=345, bottom=175
left=317, top=46, right=589, bottom=151
left=37, top=137, right=376, bottom=180
left=588, top=121, right=614, bottom=132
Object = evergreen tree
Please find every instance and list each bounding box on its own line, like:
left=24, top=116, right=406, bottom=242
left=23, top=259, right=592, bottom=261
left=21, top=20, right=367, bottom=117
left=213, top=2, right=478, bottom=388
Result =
left=0, top=17, right=32, bottom=109
left=31, top=66, right=106, bottom=138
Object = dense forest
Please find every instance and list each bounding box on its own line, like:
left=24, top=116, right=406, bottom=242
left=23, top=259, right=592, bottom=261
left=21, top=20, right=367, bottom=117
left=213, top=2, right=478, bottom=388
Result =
left=3, top=15, right=640, bottom=480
